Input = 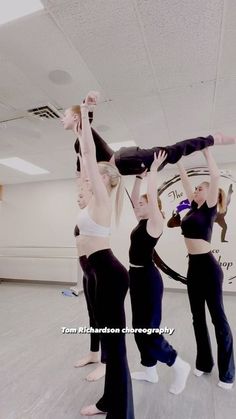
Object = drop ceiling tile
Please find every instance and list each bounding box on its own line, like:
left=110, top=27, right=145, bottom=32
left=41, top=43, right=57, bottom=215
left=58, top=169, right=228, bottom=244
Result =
left=43, top=0, right=156, bottom=96
left=214, top=78, right=236, bottom=125
left=160, top=81, right=215, bottom=140
left=218, top=30, right=236, bottom=78
left=224, top=0, right=236, bottom=30
left=135, top=0, right=223, bottom=89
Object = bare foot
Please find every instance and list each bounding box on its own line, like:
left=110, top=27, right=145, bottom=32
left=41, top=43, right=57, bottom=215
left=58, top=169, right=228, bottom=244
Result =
left=80, top=404, right=106, bottom=416
left=74, top=352, right=100, bottom=368
left=86, top=363, right=106, bottom=381
left=214, top=132, right=236, bottom=145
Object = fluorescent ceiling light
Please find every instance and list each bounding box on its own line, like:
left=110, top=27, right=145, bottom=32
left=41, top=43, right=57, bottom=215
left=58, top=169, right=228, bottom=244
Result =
left=0, top=0, right=43, bottom=25
left=109, top=140, right=136, bottom=151
left=0, top=157, right=49, bottom=175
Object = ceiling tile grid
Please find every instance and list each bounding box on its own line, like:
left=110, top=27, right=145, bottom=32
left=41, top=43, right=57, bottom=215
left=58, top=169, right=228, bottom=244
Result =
left=218, top=29, right=236, bottom=78
left=113, top=94, right=170, bottom=145
left=224, top=0, right=236, bottom=30
left=1, top=0, right=236, bottom=185
left=43, top=0, right=158, bottom=96
left=135, top=0, right=224, bottom=89
left=0, top=101, right=23, bottom=123
left=213, top=78, right=236, bottom=125
left=160, top=80, right=216, bottom=140
left=0, top=12, right=101, bottom=108
left=0, top=55, right=50, bottom=111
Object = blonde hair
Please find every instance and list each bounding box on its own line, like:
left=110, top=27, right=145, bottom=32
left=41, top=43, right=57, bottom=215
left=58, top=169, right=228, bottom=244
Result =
left=70, top=105, right=93, bottom=125
left=141, top=193, right=165, bottom=219
left=201, top=182, right=226, bottom=214
left=70, top=105, right=81, bottom=117
left=98, top=162, right=124, bottom=224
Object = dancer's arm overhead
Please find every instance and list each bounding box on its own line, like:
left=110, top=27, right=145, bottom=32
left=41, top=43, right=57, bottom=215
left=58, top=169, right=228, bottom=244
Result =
left=202, top=147, right=220, bottom=208
left=79, top=92, right=109, bottom=207
left=176, top=160, right=194, bottom=203
left=146, top=151, right=167, bottom=238
left=131, top=170, right=147, bottom=218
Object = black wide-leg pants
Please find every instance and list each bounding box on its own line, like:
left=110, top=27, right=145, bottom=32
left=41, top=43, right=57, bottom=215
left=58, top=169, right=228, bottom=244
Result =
left=129, top=263, right=177, bottom=367
left=187, top=252, right=235, bottom=383
left=88, top=250, right=134, bottom=419
left=115, top=135, right=214, bottom=175
left=79, top=255, right=107, bottom=363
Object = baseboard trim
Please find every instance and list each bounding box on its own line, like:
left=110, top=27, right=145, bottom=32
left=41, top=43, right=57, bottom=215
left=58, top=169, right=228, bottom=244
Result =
left=1, top=279, right=235, bottom=295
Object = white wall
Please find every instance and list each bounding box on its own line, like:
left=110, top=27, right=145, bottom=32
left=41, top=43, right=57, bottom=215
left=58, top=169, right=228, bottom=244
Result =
left=0, top=164, right=236, bottom=291
left=0, top=179, right=78, bottom=282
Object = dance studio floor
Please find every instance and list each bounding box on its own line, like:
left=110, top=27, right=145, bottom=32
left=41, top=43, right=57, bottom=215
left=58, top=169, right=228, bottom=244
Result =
left=0, top=282, right=235, bottom=419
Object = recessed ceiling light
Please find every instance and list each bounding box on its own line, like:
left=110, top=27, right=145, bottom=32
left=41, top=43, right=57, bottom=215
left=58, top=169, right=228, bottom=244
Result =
left=0, top=0, right=43, bottom=25
left=108, top=140, right=136, bottom=151
left=0, top=157, right=49, bottom=175
left=48, top=70, right=73, bottom=85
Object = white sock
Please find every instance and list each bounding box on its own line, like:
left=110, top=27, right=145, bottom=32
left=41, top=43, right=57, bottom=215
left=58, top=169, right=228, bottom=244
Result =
left=218, top=381, right=234, bottom=390
left=193, top=368, right=204, bottom=377
left=169, top=356, right=191, bottom=395
left=131, top=366, right=158, bottom=383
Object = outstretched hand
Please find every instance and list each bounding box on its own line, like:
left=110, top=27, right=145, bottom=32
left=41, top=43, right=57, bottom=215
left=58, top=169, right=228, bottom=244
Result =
left=84, top=91, right=100, bottom=107
left=150, top=150, right=167, bottom=172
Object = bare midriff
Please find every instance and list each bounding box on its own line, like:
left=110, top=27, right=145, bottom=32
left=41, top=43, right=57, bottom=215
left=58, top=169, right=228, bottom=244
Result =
left=184, top=237, right=211, bottom=255
left=76, top=235, right=110, bottom=257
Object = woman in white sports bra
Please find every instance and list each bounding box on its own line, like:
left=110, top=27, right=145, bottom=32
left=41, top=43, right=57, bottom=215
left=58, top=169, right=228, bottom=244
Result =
left=73, top=180, right=107, bottom=382
left=77, top=92, right=134, bottom=419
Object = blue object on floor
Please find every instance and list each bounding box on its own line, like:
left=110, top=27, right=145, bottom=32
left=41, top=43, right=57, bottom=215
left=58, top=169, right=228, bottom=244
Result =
left=62, top=290, right=74, bottom=297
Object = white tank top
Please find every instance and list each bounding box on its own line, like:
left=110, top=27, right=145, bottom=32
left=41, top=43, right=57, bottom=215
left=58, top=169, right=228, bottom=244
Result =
left=77, top=207, right=110, bottom=237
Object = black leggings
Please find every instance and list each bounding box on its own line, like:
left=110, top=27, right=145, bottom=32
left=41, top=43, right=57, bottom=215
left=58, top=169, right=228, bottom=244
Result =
left=129, top=263, right=177, bottom=367
left=115, top=135, right=214, bottom=175
left=79, top=256, right=106, bottom=363
left=187, top=252, right=235, bottom=383
left=88, top=249, right=134, bottom=419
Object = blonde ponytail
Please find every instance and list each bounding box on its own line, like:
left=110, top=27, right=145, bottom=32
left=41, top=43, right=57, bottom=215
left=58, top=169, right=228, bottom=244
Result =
left=98, top=161, right=124, bottom=224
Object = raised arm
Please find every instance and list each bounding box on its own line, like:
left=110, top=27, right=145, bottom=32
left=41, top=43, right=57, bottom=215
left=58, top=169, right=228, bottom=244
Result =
left=177, top=160, right=194, bottom=203
left=131, top=170, right=147, bottom=219
left=79, top=92, right=108, bottom=204
left=202, top=147, right=220, bottom=208
left=76, top=152, right=91, bottom=191
left=146, top=151, right=167, bottom=237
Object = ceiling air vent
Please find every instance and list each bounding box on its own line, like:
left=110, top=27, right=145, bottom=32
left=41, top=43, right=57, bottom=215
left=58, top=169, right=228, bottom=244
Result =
left=27, top=104, right=61, bottom=119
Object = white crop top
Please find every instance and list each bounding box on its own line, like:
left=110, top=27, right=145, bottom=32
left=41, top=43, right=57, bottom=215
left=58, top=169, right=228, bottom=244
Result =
left=77, top=207, right=110, bottom=237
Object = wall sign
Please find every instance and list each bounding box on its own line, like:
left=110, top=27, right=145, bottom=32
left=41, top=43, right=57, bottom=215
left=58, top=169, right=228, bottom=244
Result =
left=155, top=168, right=236, bottom=291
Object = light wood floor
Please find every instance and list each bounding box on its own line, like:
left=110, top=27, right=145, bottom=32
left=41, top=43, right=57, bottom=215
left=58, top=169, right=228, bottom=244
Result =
left=0, top=282, right=235, bottom=419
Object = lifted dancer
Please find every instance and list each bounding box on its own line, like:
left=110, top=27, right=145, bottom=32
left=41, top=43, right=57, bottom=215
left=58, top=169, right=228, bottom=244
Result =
left=73, top=181, right=106, bottom=382
left=61, top=92, right=236, bottom=176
